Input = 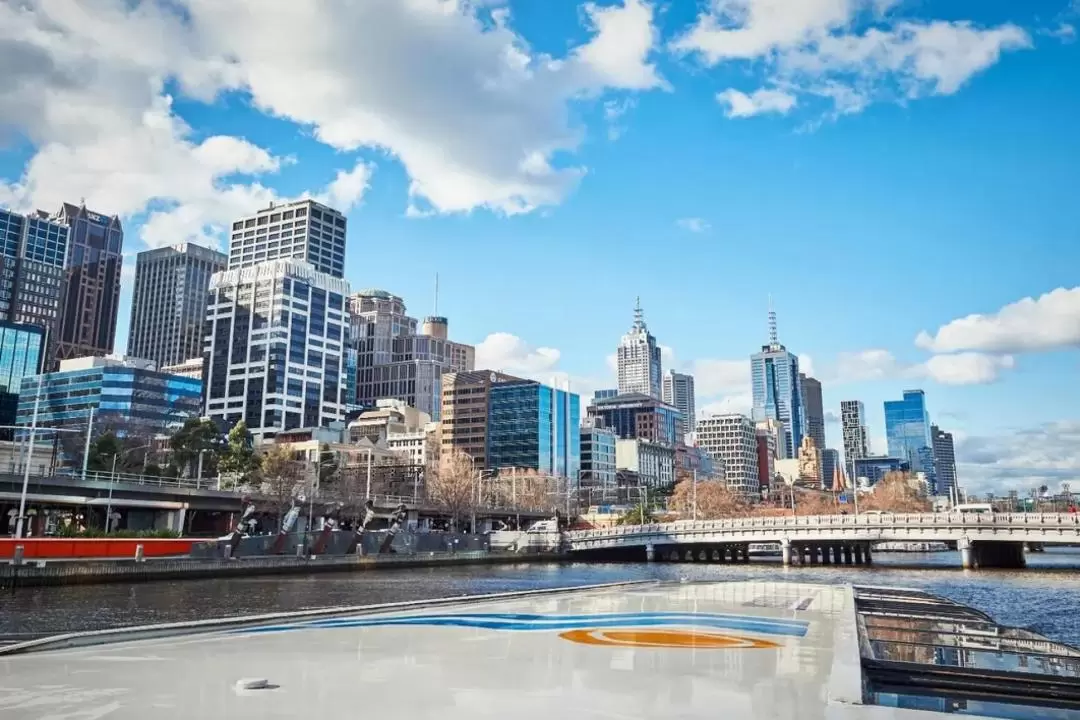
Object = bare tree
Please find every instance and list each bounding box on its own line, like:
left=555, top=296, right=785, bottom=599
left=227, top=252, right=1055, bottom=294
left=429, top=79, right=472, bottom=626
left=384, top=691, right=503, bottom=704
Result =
left=862, top=472, right=931, bottom=513
left=427, top=450, right=475, bottom=530
left=669, top=479, right=747, bottom=519
left=258, top=444, right=306, bottom=524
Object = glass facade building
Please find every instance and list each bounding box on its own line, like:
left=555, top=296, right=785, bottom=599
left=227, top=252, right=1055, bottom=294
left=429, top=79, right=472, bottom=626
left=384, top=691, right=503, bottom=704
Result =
left=884, top=389, right=936, bottom=488
left=16, top=356, right=202, bottom=433
left=203, top=260, right=352, bottom=438
left=853, top=456, right=909, bottom=487
left=0, top=321, right=45, bottom=438
left=751, top=345, right=804, bottom=458
left=0, top=208, right=69, bottom=367
left=487, top=380, right=581, bottom=479
left=580, top=422, right=618, bottom=499
left=51, top=203, right=123, bottom=363
left=587, top=393, right=681, bottom=448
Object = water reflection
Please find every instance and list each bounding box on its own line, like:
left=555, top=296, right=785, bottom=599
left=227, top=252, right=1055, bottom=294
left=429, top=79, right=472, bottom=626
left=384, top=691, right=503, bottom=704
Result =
left=3, top=548, right=1080, bottom=646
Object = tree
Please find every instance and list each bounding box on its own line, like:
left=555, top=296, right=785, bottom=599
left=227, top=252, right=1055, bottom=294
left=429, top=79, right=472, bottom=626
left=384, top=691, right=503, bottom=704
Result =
left=616, top=503, right=652, bottom=525
left=258, top=443, right=305, bottom=514
left=169, top=418, right=222, bottom=477
left=669, top=479, right=746, bottom=519
left=218, top=420, right=260, bottom=482
left=428, top=450, right=475, bottom=530
left=862, top=472, right=931, bottom=513
left=317, top=443, right=339, bottom=486
left=85, top=431, right=151, bottom=473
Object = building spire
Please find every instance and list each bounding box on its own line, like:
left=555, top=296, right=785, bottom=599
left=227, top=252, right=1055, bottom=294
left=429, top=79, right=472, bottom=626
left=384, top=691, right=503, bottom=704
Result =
left=767, top=295, right=778, bottom=346
left=633, top=296, right=645, bottom=330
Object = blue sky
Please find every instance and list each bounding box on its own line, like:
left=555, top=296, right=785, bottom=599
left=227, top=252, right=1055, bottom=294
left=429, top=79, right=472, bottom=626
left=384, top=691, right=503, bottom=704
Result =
left=1, top=0, right=1078, bottom=492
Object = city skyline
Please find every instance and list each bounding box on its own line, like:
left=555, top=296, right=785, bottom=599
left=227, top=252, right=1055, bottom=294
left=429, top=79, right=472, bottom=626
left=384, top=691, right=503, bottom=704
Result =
left=0, top=1, right=1077, bottom=494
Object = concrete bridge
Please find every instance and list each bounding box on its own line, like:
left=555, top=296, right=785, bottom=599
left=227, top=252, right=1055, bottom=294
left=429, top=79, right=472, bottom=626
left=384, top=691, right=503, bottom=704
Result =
left=565, top=512, right=1080, bottom=569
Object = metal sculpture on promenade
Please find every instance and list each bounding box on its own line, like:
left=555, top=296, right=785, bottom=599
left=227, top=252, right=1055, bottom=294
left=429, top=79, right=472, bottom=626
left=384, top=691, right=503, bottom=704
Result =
left=311, top=502, right=345, bottom=555
left=227, top=495, right=257, bottom=557
left=271, top=495, right=303, bottom=555
left=345, top=499, right=377, bottom=555
left=378, top=503, right=409, bottom=554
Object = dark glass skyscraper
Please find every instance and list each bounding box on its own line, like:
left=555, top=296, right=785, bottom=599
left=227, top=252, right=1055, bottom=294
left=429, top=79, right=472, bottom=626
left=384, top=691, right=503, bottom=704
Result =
left=51, top=203, right=123, bottom=362
left=0, top=321, right=45, bottom=439
left=0, top=208, right=69, bottom=367
left=127, top=243, right=227, bottom=369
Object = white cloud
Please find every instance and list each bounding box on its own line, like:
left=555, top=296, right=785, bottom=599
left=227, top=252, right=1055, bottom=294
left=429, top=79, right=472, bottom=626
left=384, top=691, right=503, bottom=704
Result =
left=916, top=287, right=1080, bottom=354
left=834, top=349, right=901, bottom=382
left=717, top=88, right=797, bottom=117
left=315, top=161, right=376, bottom=213
left=1046, top=23, right=1076, bottom=42
left=957, top=421, right=1080, bottom=494
left=689, top=358, right=751, bottom=397
left=800, top=354, right=816, bottom=378
left=671, top=0, right=1030, bottom=119
left=676, top=217, right=711, bottom=233
left=476, top=332, right=561, bottom=375
left=603, top=98, right=637, bottom=140
left=0, top=0, right=665, bottom=250
left=916, top=352, right=1015, bottom=386
left=700, top=393, right=753, bottom=418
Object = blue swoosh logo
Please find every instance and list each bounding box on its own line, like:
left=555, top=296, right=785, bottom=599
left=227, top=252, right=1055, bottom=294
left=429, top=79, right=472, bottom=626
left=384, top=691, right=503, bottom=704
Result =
left=234, top=612, right=809, bottom=638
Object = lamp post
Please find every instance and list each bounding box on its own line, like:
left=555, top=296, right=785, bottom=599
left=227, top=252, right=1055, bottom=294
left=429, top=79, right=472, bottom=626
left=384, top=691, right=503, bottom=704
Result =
left=105, top=443, right=152, bottom=533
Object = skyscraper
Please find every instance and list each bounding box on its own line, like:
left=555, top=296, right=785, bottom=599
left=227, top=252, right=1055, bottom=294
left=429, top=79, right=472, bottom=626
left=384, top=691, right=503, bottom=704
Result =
left=696, top=414, right=759, bottom=496
left=840, top=400, right=868, bottom=479
left=51, top=203, right=123, bottom=362
left=227, top=199, right=345, bottom=277
left=800, top=373, right=824, bottom=484
left=662, top=370, right=695, bottom=438
left=203, top=260, right=352, bottom=438
left=884, top=389, right=936, bottom=488
left=931, top=424, right=957, bottom=498
left=0, top=208, right=69, bottom=367
left=349, top=289, right=475, bottom=420
left=127, top=243, right=227, bottom=369
left=0, top=321, right=45, bottom=438
left=616, top=297, right=661, bottom=398
left=750, top=307, right=804, bottom=457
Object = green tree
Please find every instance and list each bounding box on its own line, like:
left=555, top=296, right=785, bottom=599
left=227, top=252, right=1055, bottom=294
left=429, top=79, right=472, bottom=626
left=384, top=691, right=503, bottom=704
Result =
left=218, top=420, right=260, bottom=480
left=616, top=503, right=653, bottom=525
left=169, top=418, right=222, bottom=477
left=317, top=442, right=338, bottom=487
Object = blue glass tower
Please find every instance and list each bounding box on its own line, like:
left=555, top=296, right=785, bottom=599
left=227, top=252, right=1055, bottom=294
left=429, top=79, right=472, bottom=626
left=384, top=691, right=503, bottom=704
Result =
left=0, top=321, right=45, bottom=438
left=488, top=380, right=580, bottom=479
left=884, top=389, right=936, bottom=490
left=750, top=307, right=804, bottom=457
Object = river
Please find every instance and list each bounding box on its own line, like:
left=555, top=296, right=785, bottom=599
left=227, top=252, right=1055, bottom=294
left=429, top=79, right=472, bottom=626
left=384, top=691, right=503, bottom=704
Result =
left=4, top=548, right=1080, bottom=645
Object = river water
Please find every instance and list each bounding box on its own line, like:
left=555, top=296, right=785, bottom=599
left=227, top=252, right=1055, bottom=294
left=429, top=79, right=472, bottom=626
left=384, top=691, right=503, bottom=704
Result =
left=4, top=548, right=1080, bottom=645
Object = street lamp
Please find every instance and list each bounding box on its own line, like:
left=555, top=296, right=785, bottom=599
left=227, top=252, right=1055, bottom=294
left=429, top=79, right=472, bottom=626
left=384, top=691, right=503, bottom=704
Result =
left=105, top=443, right=153, bottom=533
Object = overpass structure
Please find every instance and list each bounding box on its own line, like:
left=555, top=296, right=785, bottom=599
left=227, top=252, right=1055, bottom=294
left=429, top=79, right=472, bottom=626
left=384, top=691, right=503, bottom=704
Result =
left=565, top=512, right=1080, bottom=569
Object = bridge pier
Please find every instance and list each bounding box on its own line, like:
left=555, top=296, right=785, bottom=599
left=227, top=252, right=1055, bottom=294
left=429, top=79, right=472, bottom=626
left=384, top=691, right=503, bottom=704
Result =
left=645, top=543, right=655, bottom=562
left=781, top=539, right=792, bottom=566
left=961, top=539, right=1026, bottom=569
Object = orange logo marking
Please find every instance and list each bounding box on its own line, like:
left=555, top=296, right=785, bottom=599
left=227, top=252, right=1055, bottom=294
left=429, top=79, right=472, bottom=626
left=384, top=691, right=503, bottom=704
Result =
left=558, top=629, right=782, bottom=649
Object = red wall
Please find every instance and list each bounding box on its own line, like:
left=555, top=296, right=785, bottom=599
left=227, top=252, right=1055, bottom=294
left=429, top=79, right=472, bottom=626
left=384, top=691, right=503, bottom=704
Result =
left=0, top=538, right=196, bottom=560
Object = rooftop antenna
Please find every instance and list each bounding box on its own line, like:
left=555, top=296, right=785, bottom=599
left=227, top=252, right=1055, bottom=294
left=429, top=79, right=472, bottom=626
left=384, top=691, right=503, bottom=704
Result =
left=767, top=295, right=778, bottom=346
left=633, top=296, right=644, bottom=329
left=434, top=272, right=439, bottom=315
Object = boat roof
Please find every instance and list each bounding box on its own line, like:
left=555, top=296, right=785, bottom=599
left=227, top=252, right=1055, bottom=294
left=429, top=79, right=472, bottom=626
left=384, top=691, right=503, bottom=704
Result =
left=0, top=580, right=1076, bottom=719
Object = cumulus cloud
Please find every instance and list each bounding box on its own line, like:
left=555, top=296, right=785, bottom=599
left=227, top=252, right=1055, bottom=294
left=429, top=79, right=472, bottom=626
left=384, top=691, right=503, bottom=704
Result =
left=917, top=352, right=1015, bottom=386
left=675, top=217, right=711, bottom=233
left=717, top=88, right=797, bottom=117
left=957, top=421, right=1080, bottom=494
left=671, top=0, right=1030, bottom=119
left=476, top=332, right=561, bottom=375
left=916, top=287, right=1080, bottom=354
left=0, top=0, right=665, bottom=249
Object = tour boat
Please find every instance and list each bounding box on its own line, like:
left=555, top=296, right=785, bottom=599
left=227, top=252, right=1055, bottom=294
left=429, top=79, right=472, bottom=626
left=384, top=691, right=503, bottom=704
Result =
left=1, top=580, right=1077, bottom=719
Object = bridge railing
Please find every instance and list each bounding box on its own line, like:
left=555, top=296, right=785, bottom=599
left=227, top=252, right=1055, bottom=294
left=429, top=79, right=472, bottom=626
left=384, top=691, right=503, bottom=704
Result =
left=566, top=512, right=1080, bottom=540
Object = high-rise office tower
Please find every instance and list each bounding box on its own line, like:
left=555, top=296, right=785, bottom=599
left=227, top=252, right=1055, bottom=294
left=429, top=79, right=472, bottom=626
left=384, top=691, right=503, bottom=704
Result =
left=0, top=208, right=69, bottom=367
left=127, top=243, right=227, bottom=369
left=349, top=290, right=475, bottom=420
left=840, top=400, right=868, bottom=479
left=931, top=424, right=957, bottom=498
left=885, top=389, right=936, bottom=489
left=617, top=297, right=661, bottom=399
left=227, top=199, right=345, bottom=277
left=51, top=203, right=123, bottom=362
left=800, top=373, right=824, bottom=484
left=0, top=321, right=45, bottom=438
left=202, top=260, right=353, bottom=438
left=750, top=306, right=804, bottom=457
left=696, top=414, right=760, bottom=496
left=662, top=370, right=695, bottom=439
left=439, top=370, right=521, bottom=470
